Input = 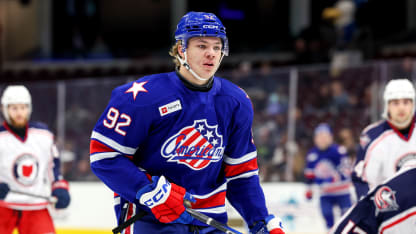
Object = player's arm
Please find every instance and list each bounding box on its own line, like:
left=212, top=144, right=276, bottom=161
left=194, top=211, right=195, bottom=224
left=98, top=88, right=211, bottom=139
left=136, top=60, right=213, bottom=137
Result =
left=224, top=94, right=284, bottom=234
left=47, top=131, right=70, bottom=209
left=335, top=146, right=353, bottom=180
left=352, top=133, right=371, bottom=199
left=90, top=88, right=152, bottom=203
left=303, top=150, right=316, bottom=200
left=330, top=187, right=378, bottom=234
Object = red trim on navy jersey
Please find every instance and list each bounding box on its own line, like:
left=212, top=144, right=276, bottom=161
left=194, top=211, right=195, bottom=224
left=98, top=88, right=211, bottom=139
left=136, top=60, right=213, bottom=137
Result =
left=387, top=117, right=415, bottom=141
left=304, top=172, right=315, bottom=180
left=3, top=121, right=28, bottom=142
left=90, top=139, right=116, bottom=154
left=224, top=158, right=258, bottom=178
left=322, top=183, right=351, bottom=193
left=191, top=191, right=226, bottom=209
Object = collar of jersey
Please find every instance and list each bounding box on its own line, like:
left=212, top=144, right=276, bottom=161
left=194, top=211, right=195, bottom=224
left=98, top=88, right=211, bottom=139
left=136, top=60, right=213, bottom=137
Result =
left=175, top=70, right=214, bottom=92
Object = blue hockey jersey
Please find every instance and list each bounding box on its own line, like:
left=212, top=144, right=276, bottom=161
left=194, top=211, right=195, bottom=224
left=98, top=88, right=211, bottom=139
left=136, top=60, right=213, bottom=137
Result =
left=89, top=72, right=269, bottom=226
left=331, top=167, right=416, bottom=234
left=304, top=144, right=352, bottom=196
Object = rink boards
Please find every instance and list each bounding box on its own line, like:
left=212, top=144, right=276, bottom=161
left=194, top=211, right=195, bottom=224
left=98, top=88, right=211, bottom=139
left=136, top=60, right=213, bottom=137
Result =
left=47, top=182, right=333, bottom=234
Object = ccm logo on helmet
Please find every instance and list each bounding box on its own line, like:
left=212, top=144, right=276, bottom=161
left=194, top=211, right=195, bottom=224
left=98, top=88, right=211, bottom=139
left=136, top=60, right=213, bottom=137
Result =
left=203, top=25, right=218, bottom=29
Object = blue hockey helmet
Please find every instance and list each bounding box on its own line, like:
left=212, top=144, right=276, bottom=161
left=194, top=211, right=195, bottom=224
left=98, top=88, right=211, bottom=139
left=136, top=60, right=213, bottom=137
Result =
left=314, top=123, right=332, bottom=136
left=175, top=11, right=229, bottom=56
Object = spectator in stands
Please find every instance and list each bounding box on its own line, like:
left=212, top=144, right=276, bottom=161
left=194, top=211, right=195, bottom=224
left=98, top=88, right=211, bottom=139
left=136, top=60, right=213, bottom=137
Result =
left=322, top=0, right=357, bottom=48
left=391, top=56, right=416, bottom=80
left=330, top=80, right=350, bottom=113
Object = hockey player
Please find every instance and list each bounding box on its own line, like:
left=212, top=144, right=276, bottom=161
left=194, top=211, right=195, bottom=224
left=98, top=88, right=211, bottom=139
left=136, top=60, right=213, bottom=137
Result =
left=90, top=11, right=285, bottom=234
left=353, top=79, right=416, bottom=199
left=0, top=85, right=70, bottom=234
left=330, top=166, right=416, bottom=233
left=304, top=123, right=352, bottom=229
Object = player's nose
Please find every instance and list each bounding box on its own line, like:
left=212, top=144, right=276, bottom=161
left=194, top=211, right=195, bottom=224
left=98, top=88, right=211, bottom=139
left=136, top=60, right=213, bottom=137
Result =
left=205, top=47, right=216, bottom=58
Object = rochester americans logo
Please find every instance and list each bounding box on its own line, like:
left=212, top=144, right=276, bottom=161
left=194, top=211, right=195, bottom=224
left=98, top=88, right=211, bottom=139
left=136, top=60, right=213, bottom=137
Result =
left=161, top=119, right=224, bottom=170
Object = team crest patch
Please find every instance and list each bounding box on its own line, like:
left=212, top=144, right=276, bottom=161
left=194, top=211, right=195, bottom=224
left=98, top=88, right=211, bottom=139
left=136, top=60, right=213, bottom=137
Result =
left=372, top=186, right=399, bottom=215
left=13, top=153, right=39, bottom=186
left=161, top=119, right=224, bottom=170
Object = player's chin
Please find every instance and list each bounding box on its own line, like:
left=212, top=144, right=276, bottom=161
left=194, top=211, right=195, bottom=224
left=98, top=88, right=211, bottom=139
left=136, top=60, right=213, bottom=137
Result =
left=11, top=118, right=28, bottom=128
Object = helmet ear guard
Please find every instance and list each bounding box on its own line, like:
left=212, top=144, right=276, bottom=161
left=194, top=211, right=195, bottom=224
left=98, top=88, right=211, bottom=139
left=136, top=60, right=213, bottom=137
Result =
left=1, top=85, right=32, bottom=124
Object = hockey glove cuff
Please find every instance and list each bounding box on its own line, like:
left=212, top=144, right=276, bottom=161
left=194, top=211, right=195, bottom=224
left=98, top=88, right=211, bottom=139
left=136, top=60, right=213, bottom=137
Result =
left=136, top=175, right=195, bottom=224
left=249, top=215, right=285, bottom=234
left=0, top=182, right=10, bottom=200
left=52, top=179, right=71, bottom=209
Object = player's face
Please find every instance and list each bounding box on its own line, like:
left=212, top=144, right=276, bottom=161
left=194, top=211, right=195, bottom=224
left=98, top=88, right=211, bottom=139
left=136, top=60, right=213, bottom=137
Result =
left=7, top=104, right=30, bottom=128
left=314, top=132, right=333, bottom=150
left=388, top=98, right=414, bottom=128
left=179, top=37, right=222, bottom=85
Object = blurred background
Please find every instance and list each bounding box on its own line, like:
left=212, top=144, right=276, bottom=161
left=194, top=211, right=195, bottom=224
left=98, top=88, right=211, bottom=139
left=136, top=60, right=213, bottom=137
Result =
left=1, top=0, right=416, bottom=233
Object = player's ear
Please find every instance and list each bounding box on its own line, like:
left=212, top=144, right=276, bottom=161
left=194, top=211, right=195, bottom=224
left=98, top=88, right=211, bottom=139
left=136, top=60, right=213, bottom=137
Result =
left=177, top=44, right=184, bottom=59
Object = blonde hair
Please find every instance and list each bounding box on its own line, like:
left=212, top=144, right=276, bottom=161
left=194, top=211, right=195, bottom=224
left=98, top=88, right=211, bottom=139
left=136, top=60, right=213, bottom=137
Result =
left=169, top=41, right=182, bottom=68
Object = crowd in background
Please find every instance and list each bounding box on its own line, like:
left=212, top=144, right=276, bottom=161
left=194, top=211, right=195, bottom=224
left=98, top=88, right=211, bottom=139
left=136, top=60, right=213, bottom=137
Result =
left=2, top=0, right=416, bottom=184
left=1, top=57, right=413, bottom=183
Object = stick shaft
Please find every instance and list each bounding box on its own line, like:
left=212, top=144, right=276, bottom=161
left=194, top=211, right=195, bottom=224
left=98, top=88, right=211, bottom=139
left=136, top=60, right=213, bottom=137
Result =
left=10, top=189, right=57, bottom=203
left=112, top=208, right=242, bottom=234
left=186, top=208, right=243, bottom=234
left=112, top=210, right=146, bottom=234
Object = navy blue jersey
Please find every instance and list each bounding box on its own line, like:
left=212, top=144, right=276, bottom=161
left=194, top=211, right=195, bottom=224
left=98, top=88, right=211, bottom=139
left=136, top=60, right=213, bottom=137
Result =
left=90, top=72, right=269, bottom=226
left=304, top=144, right=352, bottom=196
left=331, top=167, right=416, bottom=234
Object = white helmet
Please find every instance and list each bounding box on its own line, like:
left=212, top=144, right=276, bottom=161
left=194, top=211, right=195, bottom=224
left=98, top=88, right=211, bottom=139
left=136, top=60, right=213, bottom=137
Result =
left=1, top=85, right=32, bottom=123
left=382, top=79, right=415, bottom=121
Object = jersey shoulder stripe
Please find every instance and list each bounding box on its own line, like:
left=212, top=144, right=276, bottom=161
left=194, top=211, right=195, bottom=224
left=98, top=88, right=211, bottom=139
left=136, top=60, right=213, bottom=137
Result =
left=29, top=121, right=51, bottom=131
left=360, top=120, right=391, bottom=149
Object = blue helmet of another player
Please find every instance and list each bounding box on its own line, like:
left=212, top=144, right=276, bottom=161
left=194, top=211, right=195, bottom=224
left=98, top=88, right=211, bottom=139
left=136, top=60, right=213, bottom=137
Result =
left=175, top=11, right=229, bottom=56
left=314, top=123, right=333, bottom=150
left=314, top=123, right=332, bottom=136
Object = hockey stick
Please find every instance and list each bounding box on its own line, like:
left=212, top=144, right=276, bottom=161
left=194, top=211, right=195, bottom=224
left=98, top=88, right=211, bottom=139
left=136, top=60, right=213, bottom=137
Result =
left=112, top=208, right=242, bottom=234
left=10, top=189, right=58, bottom=203
left=186, top=208, right=243, bottom=234
left=112, top=210, right=146, bottom=234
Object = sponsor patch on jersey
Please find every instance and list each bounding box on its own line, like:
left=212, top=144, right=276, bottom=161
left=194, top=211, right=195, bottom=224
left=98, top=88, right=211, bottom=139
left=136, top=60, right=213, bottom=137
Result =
left=372, top=186, right=399, bottom=215
left=160, top=119, right=224, bottom=170
left=13, top=153, right=39, bottom=186
left=159, top=100, right=182, bottom=116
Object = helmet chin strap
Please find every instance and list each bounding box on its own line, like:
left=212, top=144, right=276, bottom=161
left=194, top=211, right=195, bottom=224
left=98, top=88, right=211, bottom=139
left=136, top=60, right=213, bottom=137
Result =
left=176, top=51, right=225, bottom=82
